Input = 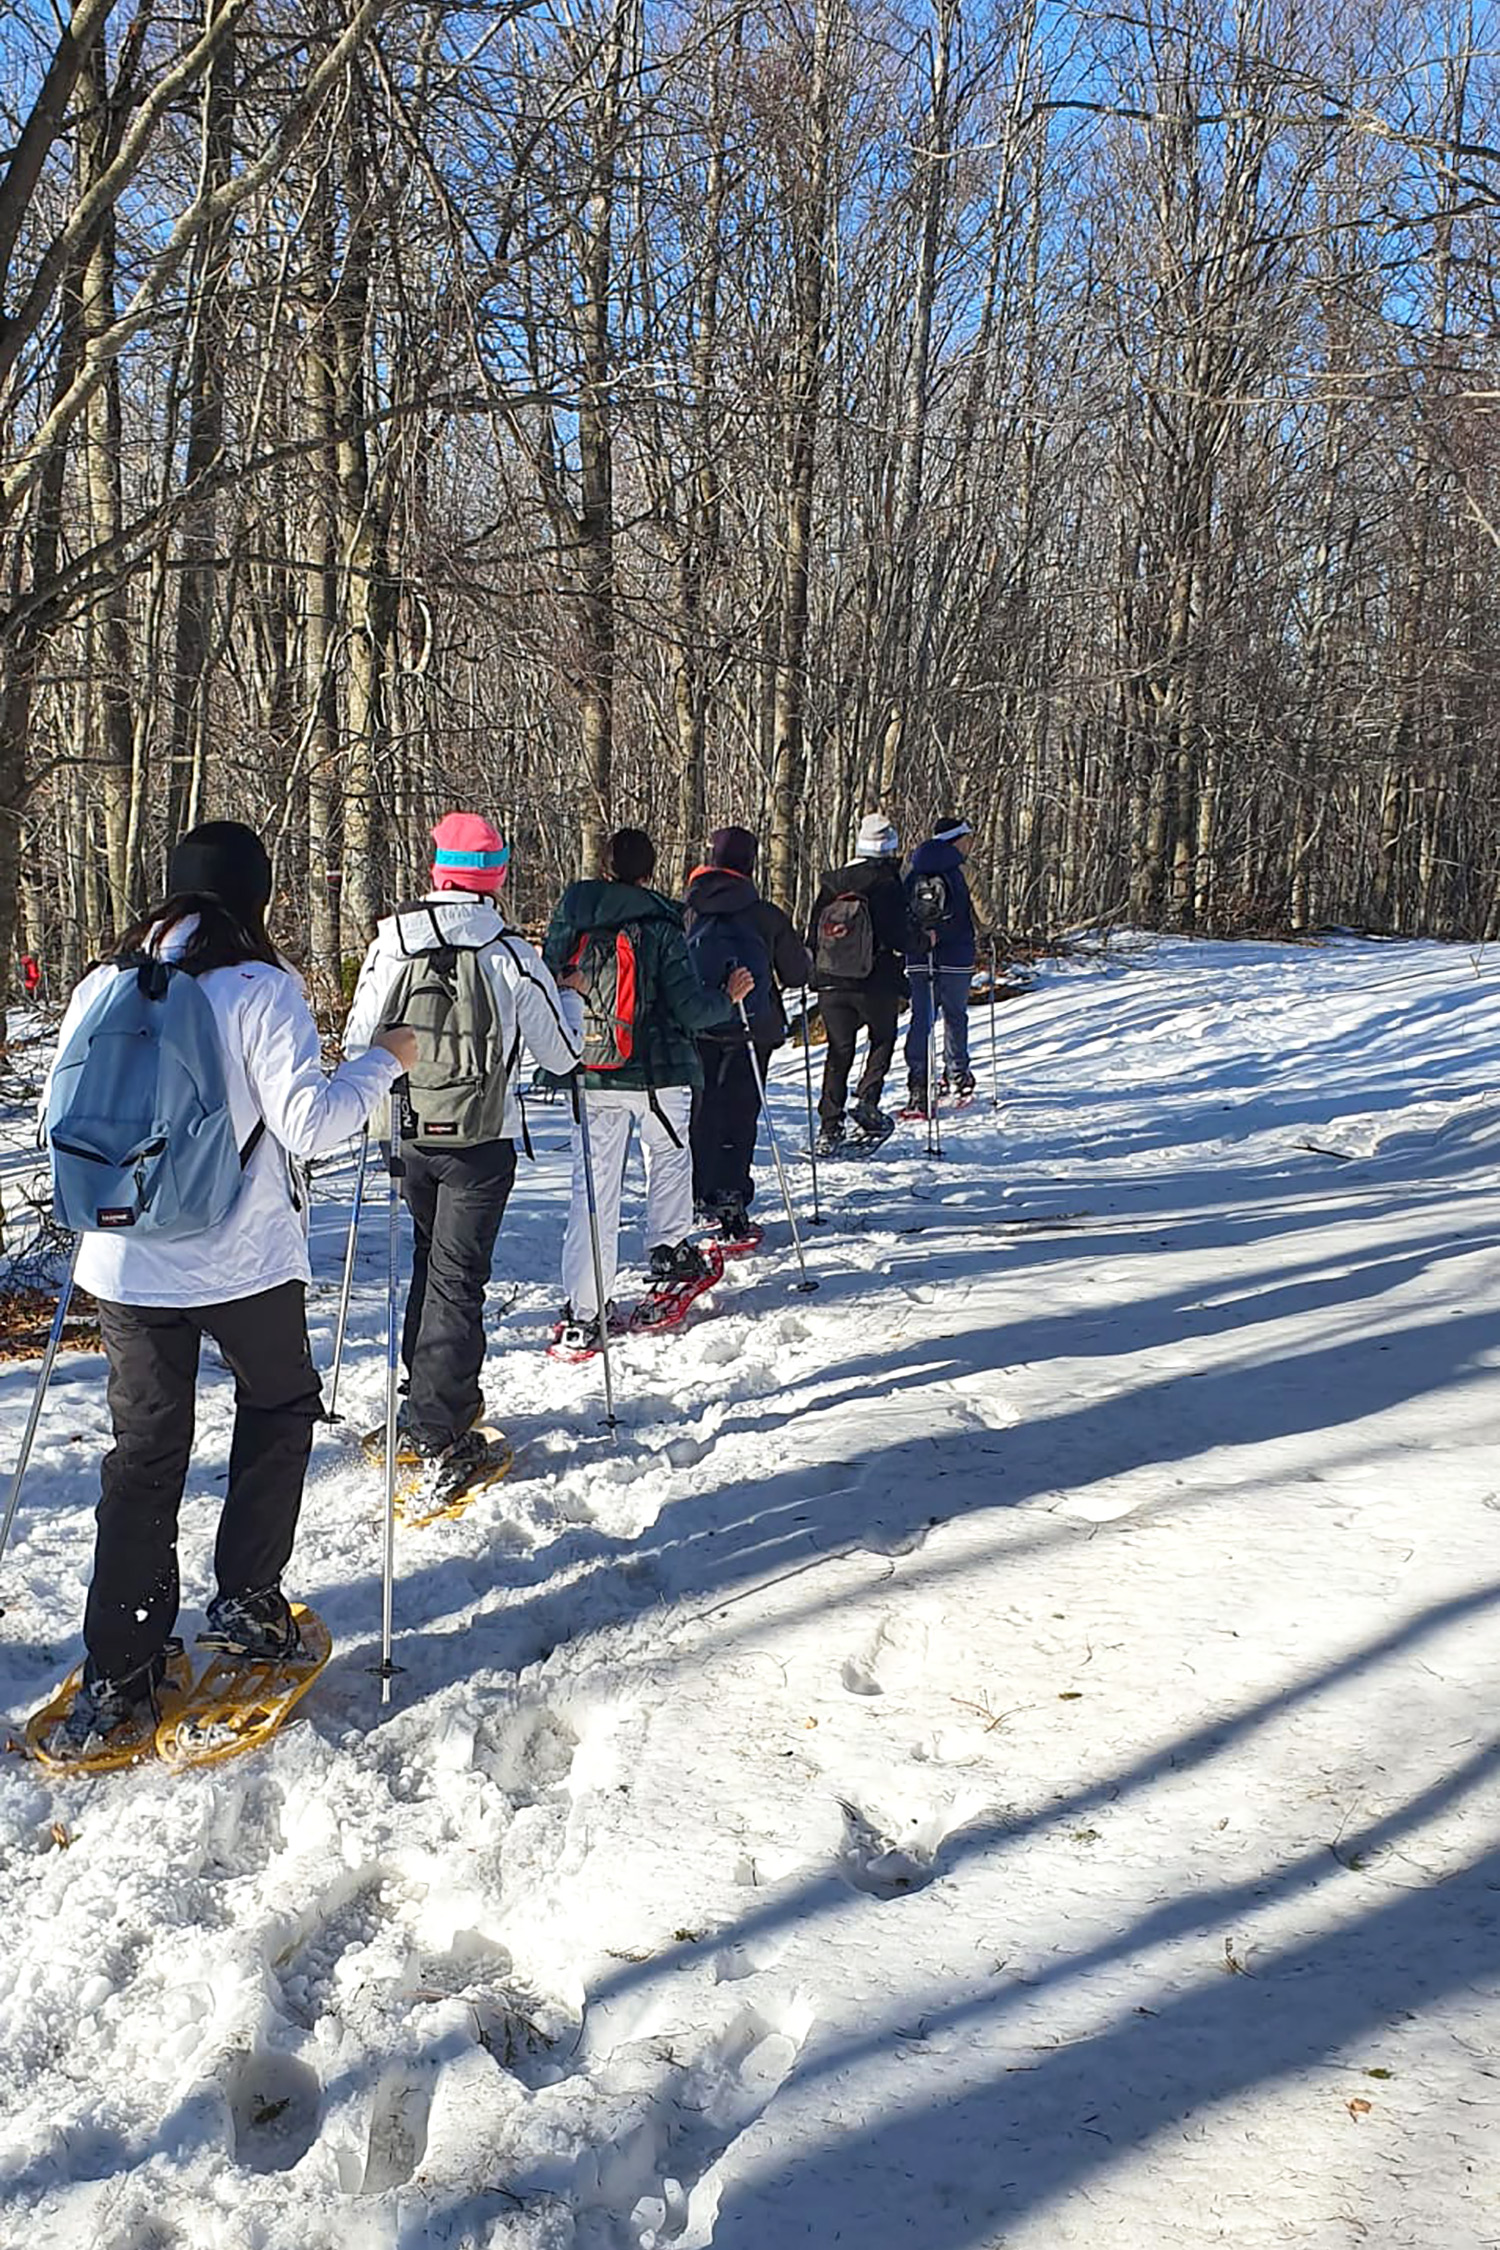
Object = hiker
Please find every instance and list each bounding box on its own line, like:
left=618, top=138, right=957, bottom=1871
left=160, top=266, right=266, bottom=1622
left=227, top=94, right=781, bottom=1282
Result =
left=344, top=813, right=580, bottom=1502
left=806, top=812, right=912, bottom=1155
left=41, top=820, right=415, bottom=1748
left=543, top=826, right=753, bottom=1353
left=904, top=814, right=978, bottom=1111
left=684, top=824, right=814, bottom=1242
left=20, top=954, right=41, bottom=1001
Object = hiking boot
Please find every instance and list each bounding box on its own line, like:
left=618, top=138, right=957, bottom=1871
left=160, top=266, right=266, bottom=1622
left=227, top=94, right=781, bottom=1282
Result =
left=953, top=1070, right=977, bottom=1099
left=648, top=1240, right=712, bottom=1286
left=201, top=1586, right=302, bottom=1661
left=422, top=1426, right=504, bottom=1509
left=57, top=1647, right=175, bottom=1752
left=555, top=1312, right=608, bottom=1356
left=815, top=1118, right=845, bottom=1157
left=903, top=1080, right=929, bottom=1118
left=705, top=1194, right=753, bottom=1241
left=851, top=1098, right=891, bottom=1139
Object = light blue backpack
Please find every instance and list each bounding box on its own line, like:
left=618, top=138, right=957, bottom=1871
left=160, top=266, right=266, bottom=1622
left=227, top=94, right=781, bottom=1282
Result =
left=47, top=954, right=263, bottom=1237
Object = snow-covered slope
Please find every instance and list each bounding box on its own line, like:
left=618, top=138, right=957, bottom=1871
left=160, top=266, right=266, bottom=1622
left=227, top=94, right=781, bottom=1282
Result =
left=1, top=935, right=1498, bottom=2249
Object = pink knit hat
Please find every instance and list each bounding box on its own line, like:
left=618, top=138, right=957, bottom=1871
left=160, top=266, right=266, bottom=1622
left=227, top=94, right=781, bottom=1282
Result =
left=431, top=811, right=510, bottom=893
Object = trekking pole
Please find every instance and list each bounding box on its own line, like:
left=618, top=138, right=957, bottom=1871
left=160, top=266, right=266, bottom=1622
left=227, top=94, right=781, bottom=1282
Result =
left=0, top=1234, right=80, bottom=1607
left=375, top=1096, right=404, bottom=1705
left=572, top=1076, right=619, bottom=1437
left=739, top=1002, right=818, bottom=1294
left=988, top=935, right=1001, bottom=1110
left=796, top=990, right=825, bottom=1224
left=325, top=1124, right=369, bottom=1422
left=926, top=950, right=943, bottom=1161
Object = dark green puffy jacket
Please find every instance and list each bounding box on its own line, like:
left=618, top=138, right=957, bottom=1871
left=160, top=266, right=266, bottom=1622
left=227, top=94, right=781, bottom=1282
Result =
left=543, top=879, right=737, bottom=1091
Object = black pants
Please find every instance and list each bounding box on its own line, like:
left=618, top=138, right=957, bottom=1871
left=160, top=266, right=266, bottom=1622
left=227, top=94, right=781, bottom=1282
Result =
left=401, top=1138, right=516, bottom=1451
left=818, top=990, right=899, bottom=1125
left=692, top=1040, right=763, bottom=1212
left=88, top=1281, right=322, bottom=1684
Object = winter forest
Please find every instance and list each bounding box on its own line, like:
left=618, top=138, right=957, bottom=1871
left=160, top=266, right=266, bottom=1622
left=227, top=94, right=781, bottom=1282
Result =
left=2, top=0, right=1498, bottom=1011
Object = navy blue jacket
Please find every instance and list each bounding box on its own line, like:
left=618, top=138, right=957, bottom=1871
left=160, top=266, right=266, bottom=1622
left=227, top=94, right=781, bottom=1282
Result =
left=904, top=840, right=976, bottom=969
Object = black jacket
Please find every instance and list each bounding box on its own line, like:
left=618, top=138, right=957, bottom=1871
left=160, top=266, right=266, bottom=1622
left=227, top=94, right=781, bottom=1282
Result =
left=684, top=866, right=815, bottom=1046
left=806, top=858, right=912, bottom=996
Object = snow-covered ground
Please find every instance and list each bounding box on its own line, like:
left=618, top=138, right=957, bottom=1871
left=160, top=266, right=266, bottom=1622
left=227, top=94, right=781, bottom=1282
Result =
left=2, top=933, right=1499, bottom=2250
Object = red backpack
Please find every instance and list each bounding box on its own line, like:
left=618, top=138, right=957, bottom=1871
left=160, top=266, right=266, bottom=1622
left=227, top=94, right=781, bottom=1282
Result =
left=568, top=925, right=646, bottom=1068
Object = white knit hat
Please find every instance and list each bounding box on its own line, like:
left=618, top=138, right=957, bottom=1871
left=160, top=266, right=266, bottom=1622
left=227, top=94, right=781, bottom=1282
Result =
left=856, top=812, right=900, bottom=858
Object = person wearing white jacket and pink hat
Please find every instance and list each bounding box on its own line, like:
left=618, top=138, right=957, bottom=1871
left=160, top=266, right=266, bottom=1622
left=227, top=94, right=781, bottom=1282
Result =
left=44, top=820, right=416, bottom=1752
left=344, top=813, right=581, bottom=1505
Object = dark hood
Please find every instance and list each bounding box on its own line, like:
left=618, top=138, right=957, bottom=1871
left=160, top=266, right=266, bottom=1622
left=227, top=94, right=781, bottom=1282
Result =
left=685, top=867, right=760, bottom=916
left=908, top=838, right=965, bottom=877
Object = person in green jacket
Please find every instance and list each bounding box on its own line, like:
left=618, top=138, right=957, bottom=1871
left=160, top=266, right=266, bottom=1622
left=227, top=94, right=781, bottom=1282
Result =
left=543, top=827, right=752, bottom=1352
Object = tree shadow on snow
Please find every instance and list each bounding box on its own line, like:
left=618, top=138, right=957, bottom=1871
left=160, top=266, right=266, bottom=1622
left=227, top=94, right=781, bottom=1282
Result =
left=386, top=1584, right=1500, bottom=2247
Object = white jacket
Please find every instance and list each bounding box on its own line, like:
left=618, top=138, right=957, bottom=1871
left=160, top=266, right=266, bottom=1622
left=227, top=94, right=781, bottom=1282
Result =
left=47, top=924, right=402, bottom=1309
left=343, top=893, right=580, bottom=1137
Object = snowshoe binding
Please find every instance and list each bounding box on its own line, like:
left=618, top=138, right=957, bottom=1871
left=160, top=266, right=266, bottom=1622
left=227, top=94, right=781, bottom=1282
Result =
left=199, top=1585, right=303, bottom=1660
left=630, top=1241, right=726, bottom=1331
left=549, top=1302, right=625, bottom=1362
left=403, top=1424, right=514, bottom=1528
left=24, top=1642, right=193, bottom=1776
left=703, top=1198, right=762, bottom=1254
left=21, top=1606, right=329, bottom=1774
left=159, top=1604, right=331, bottom=1769
left=848, top=1099, right=895, bottom=1148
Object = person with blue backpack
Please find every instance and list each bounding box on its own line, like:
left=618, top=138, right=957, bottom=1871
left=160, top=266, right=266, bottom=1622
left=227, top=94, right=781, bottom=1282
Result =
left=684, top=825, right=813, bottom=1242
left=903, top=814, right=979, bottom=1113
left=41, top=821, right=416, bottom=1752
left=542, top=827, right=752, bottom=1356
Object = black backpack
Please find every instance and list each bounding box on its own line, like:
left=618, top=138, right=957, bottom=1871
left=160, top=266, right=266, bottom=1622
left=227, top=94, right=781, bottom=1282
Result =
left=909, top=871, right=952, bottom=932
left=685, top=905, right=773, bottom=1028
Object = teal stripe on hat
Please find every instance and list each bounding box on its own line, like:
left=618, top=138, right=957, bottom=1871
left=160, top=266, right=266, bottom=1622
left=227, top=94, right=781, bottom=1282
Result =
left=435, top=844, right=510, bottom=870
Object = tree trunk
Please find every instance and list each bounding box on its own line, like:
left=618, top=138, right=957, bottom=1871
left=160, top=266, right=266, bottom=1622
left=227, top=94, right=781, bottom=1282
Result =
left=768, top=0, right=836, bottom=912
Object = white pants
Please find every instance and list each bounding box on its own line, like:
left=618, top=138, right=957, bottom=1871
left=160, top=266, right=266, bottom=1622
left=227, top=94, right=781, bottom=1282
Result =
left=561, top=1086, right=695, bottom=1318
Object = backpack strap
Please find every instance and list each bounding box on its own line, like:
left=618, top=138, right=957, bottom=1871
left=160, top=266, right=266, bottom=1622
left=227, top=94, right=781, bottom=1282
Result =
left=118, top=945, right=269, bottom=1176
left=646, top=1087, right=684, bottom=1147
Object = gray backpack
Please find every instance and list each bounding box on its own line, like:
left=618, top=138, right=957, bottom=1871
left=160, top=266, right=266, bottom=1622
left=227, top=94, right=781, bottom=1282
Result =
left=384, top=939, right=514, bottom=1148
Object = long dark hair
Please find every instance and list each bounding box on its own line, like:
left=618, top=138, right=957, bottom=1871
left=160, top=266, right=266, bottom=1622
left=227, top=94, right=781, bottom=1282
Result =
left=114, top=891, right=282, bottom=975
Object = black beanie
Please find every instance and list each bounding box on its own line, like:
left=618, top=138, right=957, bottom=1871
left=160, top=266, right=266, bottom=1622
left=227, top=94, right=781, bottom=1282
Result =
left=709, top=824, right=758, bottom=876
left=167, top=821, right=273, bottom=924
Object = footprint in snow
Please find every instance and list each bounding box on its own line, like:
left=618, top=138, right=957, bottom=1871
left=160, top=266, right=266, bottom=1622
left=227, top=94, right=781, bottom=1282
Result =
left=203, top=1769, right=286, bottom=1879
left=509, top=1989, right=815, bottom=2240
left=839, top=1613, right=930, bottom=1698
left=473, top=1698, right=580, bottom=1806
left=399, top=1921, right=582, bottom=2088
left=351, top=2067, right=431, bottom=2194
left=269, top=1864, right=409, bottom=2029
left=222, top=2045, right=323, bottom=2174
left=834, top=1787, right=990, bottom=1899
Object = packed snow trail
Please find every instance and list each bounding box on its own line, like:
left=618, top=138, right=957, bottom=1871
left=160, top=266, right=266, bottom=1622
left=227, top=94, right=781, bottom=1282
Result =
left=1, top=935, right=1498, bottom=2248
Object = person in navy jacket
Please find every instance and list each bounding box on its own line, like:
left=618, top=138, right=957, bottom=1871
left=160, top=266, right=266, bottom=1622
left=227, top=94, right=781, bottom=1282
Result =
left=904, top=815, right=977, bottom=1108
